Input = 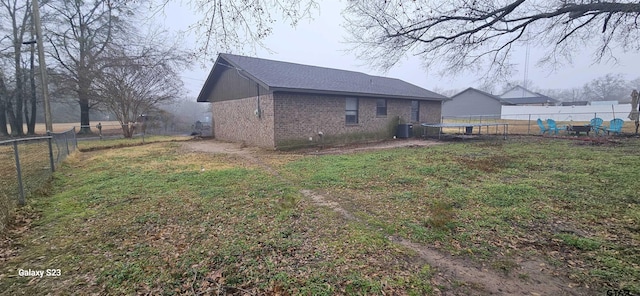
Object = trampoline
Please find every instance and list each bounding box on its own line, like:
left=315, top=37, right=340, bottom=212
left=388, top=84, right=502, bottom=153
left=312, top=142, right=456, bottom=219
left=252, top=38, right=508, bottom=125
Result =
left=421, top=122, right=509, bottom=140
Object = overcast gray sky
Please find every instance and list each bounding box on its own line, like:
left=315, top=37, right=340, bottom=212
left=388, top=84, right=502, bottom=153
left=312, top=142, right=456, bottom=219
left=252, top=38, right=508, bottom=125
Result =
left=158, top=1, right=640, bottom=98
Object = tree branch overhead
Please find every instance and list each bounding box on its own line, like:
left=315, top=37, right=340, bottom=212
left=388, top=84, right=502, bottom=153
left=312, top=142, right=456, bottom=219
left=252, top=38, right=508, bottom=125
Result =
left=344, top=0, right=640, bottom=78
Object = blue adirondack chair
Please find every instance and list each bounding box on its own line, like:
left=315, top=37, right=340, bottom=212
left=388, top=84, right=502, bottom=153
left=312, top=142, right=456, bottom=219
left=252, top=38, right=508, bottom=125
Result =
left=536, top=118, right=549, bottom=135
left=590, top=117, right=604, bottom=135
left=546, top=119, right=565, bottom=135
left=605, top=118, right=624, bottom=135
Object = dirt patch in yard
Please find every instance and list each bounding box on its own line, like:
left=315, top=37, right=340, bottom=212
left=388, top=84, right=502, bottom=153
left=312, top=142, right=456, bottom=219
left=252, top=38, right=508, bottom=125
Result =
left=392, top=236, right=587, bottom=295
left=298, top=189, right=588, bottom=296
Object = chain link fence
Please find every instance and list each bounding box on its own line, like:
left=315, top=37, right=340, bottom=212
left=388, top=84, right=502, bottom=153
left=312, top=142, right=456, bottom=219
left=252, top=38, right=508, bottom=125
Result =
left=76, top=121, right=200, bottom=141
left=0, top=128, right=77, bottom=234
left=442, top=111, right=638, bottom=135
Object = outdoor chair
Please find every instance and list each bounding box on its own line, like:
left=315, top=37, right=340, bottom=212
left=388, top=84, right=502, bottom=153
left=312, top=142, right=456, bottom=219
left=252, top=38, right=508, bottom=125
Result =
left=604, top=118, right=624, bottom=135
left=590, top=117, right=604, bottom=136
left=546, top=119, right=565, bottom=135
left=536, top=118, right=549, bottom=135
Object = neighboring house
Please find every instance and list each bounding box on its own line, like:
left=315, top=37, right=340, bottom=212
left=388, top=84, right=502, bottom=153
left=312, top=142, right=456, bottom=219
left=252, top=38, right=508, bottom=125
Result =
left=196, top=53, right=446, bottom=149
left=500, top=85, right=559, bottom=106
left=442, top=87, right=503, bottom=118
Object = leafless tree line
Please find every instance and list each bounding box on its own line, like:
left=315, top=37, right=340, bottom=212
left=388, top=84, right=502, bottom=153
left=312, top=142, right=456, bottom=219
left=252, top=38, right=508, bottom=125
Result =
left=3, top=0, right=640, bottom=137
left=344, top=1, right=640, bottom=81
left=0, top=1, right=182, bottom=137
left=0, top=0, right=319, bottom=138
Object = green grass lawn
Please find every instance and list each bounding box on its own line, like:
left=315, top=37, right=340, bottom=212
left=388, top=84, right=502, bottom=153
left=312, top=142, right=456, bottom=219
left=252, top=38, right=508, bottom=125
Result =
left=280, top=138, right=640, bottom=293
left=1, top=138, right=638, bottom=295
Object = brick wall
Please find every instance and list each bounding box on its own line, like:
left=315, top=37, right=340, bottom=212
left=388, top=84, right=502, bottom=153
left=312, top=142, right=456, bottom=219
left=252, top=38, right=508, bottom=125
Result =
left=420, top=100, right=442, bottom=123
left=273, top=93, right=442, bottom=148
left=212, top=94, right=275, bottom=148
left=212, top=92, right=442, bottom=149
left=386, top=99, right=441, bottom=124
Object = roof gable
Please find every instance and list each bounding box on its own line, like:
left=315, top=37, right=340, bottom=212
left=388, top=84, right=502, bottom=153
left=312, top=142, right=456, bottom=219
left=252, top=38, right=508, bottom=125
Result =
left=500, top=85, right=540, bottom=99
left=197, top=54, right=446, bottom=102
left=450, top=87, right=501, bottom=101
left=498, top=85, right=559, bottom=105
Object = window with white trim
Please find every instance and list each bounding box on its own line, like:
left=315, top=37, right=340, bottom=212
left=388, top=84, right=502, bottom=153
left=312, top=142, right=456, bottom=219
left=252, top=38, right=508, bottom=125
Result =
left=376, top=99, right=387, bottom=116
left=411, top=100, right=420, bottom=122
left=346, top=97, right=358, bottom=124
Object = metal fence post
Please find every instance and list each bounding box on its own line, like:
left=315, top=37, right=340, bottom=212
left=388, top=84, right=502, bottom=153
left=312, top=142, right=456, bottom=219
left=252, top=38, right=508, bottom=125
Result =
left=72, top=126, right=77, bottom=151
left=47, top=132, right=55, bottom=172
left=64, top=130, right=69, bottom=156
left=528, top=114, right=531, bottom=135
left=13, top=141, right=25, bottom=206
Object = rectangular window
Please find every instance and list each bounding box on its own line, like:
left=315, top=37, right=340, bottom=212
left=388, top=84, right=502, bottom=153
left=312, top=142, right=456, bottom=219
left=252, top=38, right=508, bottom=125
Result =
left=376, top=99, right=387, bottom=116
left=411, top=100, right=420, bottom=122
left=346, top=97, right=358, bottom=124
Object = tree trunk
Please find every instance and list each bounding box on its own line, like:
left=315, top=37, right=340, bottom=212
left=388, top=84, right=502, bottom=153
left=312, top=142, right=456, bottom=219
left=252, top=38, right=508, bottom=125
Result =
left=121, top=121, right=134, bottom=138
left=6, top=101, right=20, bottom=136
left=0, top=102, right=8, bottom=136
left=12, top=44, right=24, bottom=136
left=26, top=39, right=37, bottom=135
left=78, top=75, right=93, bottom=134
left=13, top=93, right=24, bottom=136
left=79, top=95, right=91, bottom=134
left=0, top=76, right=9, bottom=136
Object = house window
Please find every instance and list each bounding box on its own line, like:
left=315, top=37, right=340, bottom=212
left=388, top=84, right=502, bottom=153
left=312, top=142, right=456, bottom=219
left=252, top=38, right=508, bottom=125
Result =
left=376, top=99, right=387, bottom=116
left=411, top=100, right=420, bottom=122
left=346, top=97, right=358, bottom=124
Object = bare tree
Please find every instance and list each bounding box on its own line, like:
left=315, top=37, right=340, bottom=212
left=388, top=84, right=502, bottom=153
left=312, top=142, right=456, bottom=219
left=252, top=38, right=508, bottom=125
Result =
left=159, top=0, right=318, bottom=57
left=0, top=0, right=32, bottom=136
left=477, top=81, right=497, bottom=95
left=628, top=77, right=640, bottom=95
left=344, top=1, right=640, bottom=79
left=93, top=40, right=186, bottom=138
left=541, top=88, right=584, bottom=102
left=0, top=71, right=9, bottom=136
left=45, top=0, right=139, bottom=134
left=582, top=73, right=628, bottom=101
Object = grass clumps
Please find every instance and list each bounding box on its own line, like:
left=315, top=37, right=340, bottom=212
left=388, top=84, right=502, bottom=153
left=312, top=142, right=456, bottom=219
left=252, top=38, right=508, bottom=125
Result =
left=425, top=200, right=456, bottom=230
left=2, top=138, right=640, bottom=294
left=0, top=142, right=435, bottom=295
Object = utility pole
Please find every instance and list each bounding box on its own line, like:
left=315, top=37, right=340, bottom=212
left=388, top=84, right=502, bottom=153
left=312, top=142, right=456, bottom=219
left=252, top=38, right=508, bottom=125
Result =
left=31, top=0, right=53, bottom=132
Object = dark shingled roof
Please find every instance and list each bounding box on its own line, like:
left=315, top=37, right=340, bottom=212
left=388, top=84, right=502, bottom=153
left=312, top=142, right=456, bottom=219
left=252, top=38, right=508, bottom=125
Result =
left=501, top=96, right=559, bottom=105
left=197, top=53, right=446, bottom=102
left=561, top=101, right=589, bottom=106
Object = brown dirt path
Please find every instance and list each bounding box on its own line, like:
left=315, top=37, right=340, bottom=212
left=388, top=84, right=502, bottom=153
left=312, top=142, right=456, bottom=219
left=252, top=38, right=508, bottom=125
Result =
left=181, top=139, right=590, bottom=296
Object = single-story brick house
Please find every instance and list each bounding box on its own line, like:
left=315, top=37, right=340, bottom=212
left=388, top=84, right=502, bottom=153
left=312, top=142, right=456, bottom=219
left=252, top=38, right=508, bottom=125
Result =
left=196, top=53, right=446, bottom=149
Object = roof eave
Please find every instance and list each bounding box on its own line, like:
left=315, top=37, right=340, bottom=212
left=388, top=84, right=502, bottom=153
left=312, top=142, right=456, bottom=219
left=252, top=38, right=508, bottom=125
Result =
left=196, top=54, right=271, bottom=102
left=271, top=87, right=446, bottom=101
